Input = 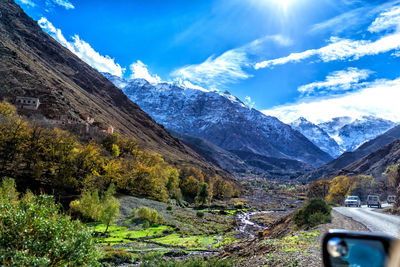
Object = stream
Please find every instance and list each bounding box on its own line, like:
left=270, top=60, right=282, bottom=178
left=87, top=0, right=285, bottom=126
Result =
left=235, top=211, right=273, bottom=239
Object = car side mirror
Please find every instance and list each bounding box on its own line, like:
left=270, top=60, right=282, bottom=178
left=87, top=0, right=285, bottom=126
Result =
left=322, top=230, right=396, bottom=267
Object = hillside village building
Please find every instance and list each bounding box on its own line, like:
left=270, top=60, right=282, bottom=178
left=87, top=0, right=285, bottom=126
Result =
left=16, top=96, right=40, bottom=110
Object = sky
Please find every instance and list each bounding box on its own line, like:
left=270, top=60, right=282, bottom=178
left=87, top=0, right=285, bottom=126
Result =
left=15, top=0, right=400, bottom=124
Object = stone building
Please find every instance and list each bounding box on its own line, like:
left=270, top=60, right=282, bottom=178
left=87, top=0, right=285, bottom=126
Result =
left=15, top=96, right=40, bottom=110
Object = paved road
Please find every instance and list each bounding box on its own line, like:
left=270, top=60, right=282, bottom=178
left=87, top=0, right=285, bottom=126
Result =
left=333, top=205, right=400, bottom=238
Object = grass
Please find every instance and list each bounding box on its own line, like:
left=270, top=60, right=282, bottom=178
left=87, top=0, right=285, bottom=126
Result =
left=89, top=223, right=173, bottom=244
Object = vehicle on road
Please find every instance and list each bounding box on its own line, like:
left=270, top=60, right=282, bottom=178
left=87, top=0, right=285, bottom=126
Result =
left=367, top=195, right=381, bottom=208
left=387, top=195, right=396, bottom=204
left=344, top=196, right=361, bottom=207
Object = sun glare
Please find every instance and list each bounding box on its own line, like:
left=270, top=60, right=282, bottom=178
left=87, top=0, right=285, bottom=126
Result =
left=273, top=0, right=294, bottom=11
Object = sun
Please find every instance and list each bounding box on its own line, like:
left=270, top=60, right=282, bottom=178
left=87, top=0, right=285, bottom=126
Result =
left=272, top=0, right=294, bottom=11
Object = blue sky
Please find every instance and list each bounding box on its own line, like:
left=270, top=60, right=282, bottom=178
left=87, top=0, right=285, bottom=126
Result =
left=16, top=0, right=400, bottom=123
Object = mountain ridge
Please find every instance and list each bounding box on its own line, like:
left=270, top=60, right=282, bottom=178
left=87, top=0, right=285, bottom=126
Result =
left=0, top=0, right=232, bottom=180
left=104, top=74, right=333, bottom=167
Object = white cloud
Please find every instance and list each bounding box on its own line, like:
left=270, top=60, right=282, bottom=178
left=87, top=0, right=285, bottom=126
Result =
left=368, top=5, right=400, bottom=33
left=171, top=34, right=292, bottom=89
left=38, top=17, right=124, bottom=77
left=256, top=5, right=400, bottom=69
left=298, top=67, right=373, bottom=95
left=171, top=49, right=250, bottom=90
left=16, top=0, right=35, bottom=7
left=47, top=0, right=74, bottom=10
left=255, top=33, right=400, bottom=69
left=263, top=77, right=400, bottom=124
left=129, top=60, right=161, bottom=84
left=244, top=96, right=255, bottom=108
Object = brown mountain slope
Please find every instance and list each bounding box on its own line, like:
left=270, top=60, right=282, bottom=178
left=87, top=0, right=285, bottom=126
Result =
left=0, top=0, right=230, bottom=177
left=303, top=124, right=400, bottom=181
left=332, top=138, right=400, bottom=179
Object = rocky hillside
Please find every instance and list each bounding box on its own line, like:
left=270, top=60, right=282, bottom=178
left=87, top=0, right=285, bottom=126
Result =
left=0, top=0, right=229, bottom=178
left=333, top=138, right=400, bottom=179
left=170, top=130, right=314, bottom=180
left=104, top=75, right=332, bottom=167
left=303, top=125, right=400, bottom=181
left=290, top=117, right=341, bottom=158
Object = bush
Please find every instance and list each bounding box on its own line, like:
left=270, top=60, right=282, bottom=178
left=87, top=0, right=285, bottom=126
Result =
left=101, top=248, right=133, bottom=265
left=166, top=206, right=172, bottom=211
left=131, top=206, right=165, bottom=225
left=196, top=211, right=205, bottom=218
left=0, top=180, right=99, bottom=266
left=234, top=201, right=244, bottom=209
left=293, top=198, right=331, bottom=228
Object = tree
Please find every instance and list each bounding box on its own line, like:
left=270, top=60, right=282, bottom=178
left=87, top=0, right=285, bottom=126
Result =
left=0, top=179, right=99, bottom=266
left=326, top=176, right=350, bottom=204
left=99, top=184, right=120, bottom=233
left=308, top=179, right=330, bottom=199
left=195, top=183, right=209, bottom=206
left=70, top=184, right=120, bottom=234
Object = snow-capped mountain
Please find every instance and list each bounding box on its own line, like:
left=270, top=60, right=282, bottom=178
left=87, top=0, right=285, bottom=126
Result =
left=318, top=116, right=397, bottom=153
left=290, top=117, right=341, bottom=158
left=104, top=74, right=332, bottom=167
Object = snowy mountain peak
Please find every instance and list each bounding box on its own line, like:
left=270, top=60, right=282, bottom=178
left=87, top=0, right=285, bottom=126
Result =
left=104, top=73, right=332, bottom=167
left=290, top=118, right=341, bottom=158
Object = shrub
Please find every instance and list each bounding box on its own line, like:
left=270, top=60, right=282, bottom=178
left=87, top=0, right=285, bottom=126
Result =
left=131, top=206, right=165, bottom=225
left=234, top=201, right=244, bottom=209
left=101, top=248, right=133, bottom=265
left=0, top=180, right=99, bottom=266
left=293, top=198, right=331, bottom=228
left=196, top=211, right=205, bottom=218
left=166, top=206, right=172, bottom=211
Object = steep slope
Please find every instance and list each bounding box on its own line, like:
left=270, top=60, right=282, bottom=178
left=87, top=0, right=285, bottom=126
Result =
left=318, top=116, right=396, bottom=153
left=290, top=117, right=341, bottom=158
left=333, top=138, right=400, bottom=179
left=0, top=0, right=228, bottom=177
left=105, top=75, right=332, bottom=167
left=303, top=125, right=400, bottom=181
left=169, top=130, right=314, bottom=179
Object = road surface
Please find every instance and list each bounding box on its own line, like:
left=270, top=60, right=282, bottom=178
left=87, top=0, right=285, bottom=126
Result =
left=333, top=205, right=400, bottom=238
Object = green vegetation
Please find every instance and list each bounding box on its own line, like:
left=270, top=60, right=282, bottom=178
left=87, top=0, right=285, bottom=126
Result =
left=0, top=178, right=99, bottom=266
left=263, top=230, right=319, bottom=266
left=0, top=101, right=239, bottom=203
left=293, top=198, right=331, bottom=228
left=138, top=253, right=235, bottom=267
left=70, top=184, right=120, bottom=233
left=132, top=206, right=166, bottom=225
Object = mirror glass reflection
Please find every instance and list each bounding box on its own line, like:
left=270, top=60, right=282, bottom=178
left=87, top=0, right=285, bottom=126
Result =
left=327, top=237, right=387, bottom=267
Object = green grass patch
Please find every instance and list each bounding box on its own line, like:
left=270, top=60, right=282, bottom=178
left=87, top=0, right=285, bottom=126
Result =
left=88, top=223, right=173, bottom=244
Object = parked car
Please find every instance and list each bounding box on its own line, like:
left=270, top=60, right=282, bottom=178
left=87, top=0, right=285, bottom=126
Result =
left=344, top=196, right=361, bottom=207
left=367, top=195, right=381, bottom=208
left=387, top=195, right=396, bottom=204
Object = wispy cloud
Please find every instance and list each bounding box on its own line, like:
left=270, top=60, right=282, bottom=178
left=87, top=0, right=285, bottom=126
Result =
left=263, top=77, right=400, bottom=124
left=298, top=67, right=373, bottom=95
left=171, top=49, right=250, bottom=90
left=244, top=96, right=255, bottom=108
left=129, top=60, right=161, bottom=84
left=171, top=34, right=292, bottom=89
left=38, top=17, right=124, bottom=77
left=16, top=0, right=35, bottom=7
left=256, top=4, right=400, bottom=69
left=368, top=5, right=400, bottom=33
left=46, top=0, right=74, bottom=10
left=309, top=1, right=398, bottom=35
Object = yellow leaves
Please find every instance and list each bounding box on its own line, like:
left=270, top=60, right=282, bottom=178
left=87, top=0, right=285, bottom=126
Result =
left=0, top=101, right=17, bottom=117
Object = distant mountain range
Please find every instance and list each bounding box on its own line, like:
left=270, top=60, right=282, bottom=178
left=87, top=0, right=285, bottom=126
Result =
left=104, top=74, right=333, bottom=169
left=290, top=116, right=397, bottom=158
left=303, top=125, right=400, bottom=181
